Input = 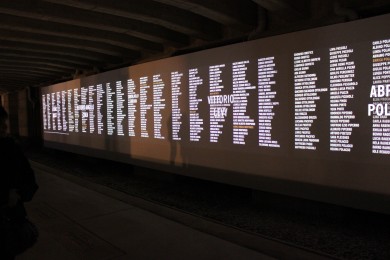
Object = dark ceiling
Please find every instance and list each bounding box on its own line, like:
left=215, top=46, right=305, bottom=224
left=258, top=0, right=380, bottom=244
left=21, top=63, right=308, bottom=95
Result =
left=0, top=0, right=389, bottom=94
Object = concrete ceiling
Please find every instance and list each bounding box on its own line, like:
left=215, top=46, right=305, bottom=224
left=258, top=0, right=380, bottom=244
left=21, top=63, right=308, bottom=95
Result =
left=0, top=0, right=389, bottom=93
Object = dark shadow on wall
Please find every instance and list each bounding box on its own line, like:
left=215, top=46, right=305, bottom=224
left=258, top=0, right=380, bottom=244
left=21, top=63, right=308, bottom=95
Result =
left=167, top=112, right=190, bottom=169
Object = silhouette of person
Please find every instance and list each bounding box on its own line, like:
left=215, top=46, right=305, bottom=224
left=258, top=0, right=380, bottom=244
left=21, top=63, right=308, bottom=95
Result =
left=0, top=105, right=39, bottom=260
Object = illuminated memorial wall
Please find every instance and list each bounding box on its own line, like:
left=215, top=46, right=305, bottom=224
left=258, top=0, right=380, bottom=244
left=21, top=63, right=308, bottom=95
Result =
left=41, top=13, right=390, bottom=213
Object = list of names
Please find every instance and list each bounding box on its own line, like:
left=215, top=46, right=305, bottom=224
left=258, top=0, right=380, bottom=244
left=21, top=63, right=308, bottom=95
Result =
left=80, top=87, right=88, bottom=133
left=116, top=81, right=125, bottom=136
left=42, top=95, right=47, bottom=130
left=140, top=76, right=152, bottom=138
left=67, top=89, right=74, bottom=132
left=294, top=51, right=326, bottom=150
left=258, top=57, right=280, bottom=148
left=127, top=79, right=138, bottom=137
left=371, top=39, right=390, bottom=154
left=73, top=88, right=80, bottom=133
left=96, top=84, right=105, bottom=134
left=232, top=60, right=256, bottom=145
left=55, top=92, right=61, bottom=131
left=61, top=90, right=67, bottom=132
left=41, top=41, right=390, bottom=159
left=51, top=93, right=57, bottom=131
left=88, top=85, right=95, bottom=134
left=208, top=64, right=231, bottom=143
left=329, top=46, right=359, bottom=152
left=153, top=74, right=166, bottom=139
left=106, top=83, right=115, bottom=135
left=189, top=68, right=204, bottom=142
left=171, top=71, right=183, bottom=141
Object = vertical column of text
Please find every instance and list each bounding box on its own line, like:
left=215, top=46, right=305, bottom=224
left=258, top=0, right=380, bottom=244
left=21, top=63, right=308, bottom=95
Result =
left=371, top=39, right=390, bottom=154
left=56, top=92, right=62, bottom=131
left=171, top=71, right=183, bottom=141
left=329, top=46, right=359, bottom=152
left=127, top=79, right=138, bottom=137
left=208, top=64, right=231, bottom=143
left=258, top=57, right=280, bottom=148
left=47, top=94, right=51, bottom=130
left=51, top=93, right=57, bottom=131
left=232, top=60, right=256, bottom=145
left=42, top=95, right=47, bottom=130
left=73, top=88, right=80, bottom=132
left=106, top=83, right=115, bottom=135
left=189, top=68, right=204, bottom=142
left=140, top=76, right=152, bottom=138
left=153, top=74, right=166, bottom=139
left=88, top=85, right=96, bottom=134
left=96, top=84, right=104, bottom=134
left=80, top=87, right=88, bottom=133
left=67, top=89, right=74, bottom=132
left=294, top=51, right=326, bottom=150
left=116, top=81, right=125, bottom=136
left=61, top=90, right=67, bottom=132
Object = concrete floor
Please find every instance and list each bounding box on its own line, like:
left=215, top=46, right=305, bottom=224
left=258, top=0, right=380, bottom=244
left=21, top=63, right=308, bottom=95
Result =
left=16, top=162, right=335, bottom=260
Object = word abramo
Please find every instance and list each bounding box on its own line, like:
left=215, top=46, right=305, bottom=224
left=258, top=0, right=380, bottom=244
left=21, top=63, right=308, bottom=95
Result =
left=369, top=84, right=390, bottom=116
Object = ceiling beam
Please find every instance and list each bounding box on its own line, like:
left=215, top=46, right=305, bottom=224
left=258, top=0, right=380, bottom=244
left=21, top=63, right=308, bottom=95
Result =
left=42, top=0, right=222, bottom=40
left=0, top=40, right=124, bottom=64
left=0, top=1, right=189, bottom=45
left=0, top=28, right=140, bottom=58
left=153, top=0, right=257, bottom=30
left=0, top=48, right=101, bottom=67
left=0, top=14, right=163, bottom=53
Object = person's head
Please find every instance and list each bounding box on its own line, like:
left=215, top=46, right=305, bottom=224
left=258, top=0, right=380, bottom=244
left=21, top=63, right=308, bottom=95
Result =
left=0, top=105, right=9, bottom=137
